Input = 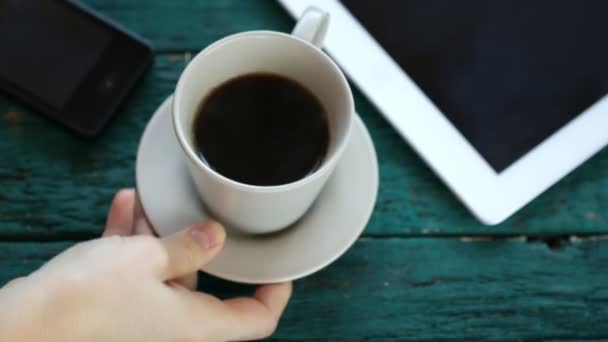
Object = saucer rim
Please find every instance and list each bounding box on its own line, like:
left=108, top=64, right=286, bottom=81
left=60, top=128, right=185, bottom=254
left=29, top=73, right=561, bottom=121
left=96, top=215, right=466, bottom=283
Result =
left=136, top=95, right=379, bottom=284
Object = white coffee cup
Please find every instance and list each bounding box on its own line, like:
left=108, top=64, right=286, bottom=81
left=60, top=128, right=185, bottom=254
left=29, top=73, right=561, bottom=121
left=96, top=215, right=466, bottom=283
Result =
left=173, top=7, right=354, bottom=234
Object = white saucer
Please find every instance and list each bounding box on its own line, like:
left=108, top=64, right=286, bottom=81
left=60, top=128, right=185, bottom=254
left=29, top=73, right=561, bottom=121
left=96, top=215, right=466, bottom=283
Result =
left=136, top=96, right=378, bottom=284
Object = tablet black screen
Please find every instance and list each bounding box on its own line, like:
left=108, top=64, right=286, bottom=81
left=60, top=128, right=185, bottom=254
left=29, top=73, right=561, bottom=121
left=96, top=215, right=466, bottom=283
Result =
left=343, top=0, right=608, bottom=172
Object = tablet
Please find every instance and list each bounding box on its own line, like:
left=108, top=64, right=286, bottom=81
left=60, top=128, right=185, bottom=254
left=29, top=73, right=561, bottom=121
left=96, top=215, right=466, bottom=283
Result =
left=278, top=0, right=608, bottom=224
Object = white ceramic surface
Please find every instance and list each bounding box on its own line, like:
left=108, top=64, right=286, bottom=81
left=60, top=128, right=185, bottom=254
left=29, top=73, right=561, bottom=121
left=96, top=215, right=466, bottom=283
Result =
left=172, top=7, right=354, bottom=234
left=136, top=96, right=378, bottom=284
left=278, top=0, right=608, bottom=225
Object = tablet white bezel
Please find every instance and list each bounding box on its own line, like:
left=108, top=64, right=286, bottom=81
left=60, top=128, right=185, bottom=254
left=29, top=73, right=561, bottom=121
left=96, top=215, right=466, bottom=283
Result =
left=278, top=0, right=608, bottom=224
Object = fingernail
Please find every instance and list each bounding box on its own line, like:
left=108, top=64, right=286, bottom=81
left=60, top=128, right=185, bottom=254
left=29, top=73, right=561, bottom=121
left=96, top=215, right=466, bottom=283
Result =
left=190, top=222, right=224, bottom=249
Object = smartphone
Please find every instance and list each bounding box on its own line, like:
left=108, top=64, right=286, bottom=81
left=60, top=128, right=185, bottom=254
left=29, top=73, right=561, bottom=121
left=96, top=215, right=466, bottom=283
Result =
left=0, top=0, right=153, bottom=137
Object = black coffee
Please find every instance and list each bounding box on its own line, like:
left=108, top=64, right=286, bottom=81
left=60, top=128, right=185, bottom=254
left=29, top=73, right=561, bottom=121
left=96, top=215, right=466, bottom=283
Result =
left=193, top=73, right=329, bottom=186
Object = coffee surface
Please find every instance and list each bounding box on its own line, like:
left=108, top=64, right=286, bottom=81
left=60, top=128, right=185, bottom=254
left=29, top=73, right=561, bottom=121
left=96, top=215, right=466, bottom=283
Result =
left=193, top=73, right=329, bottom=186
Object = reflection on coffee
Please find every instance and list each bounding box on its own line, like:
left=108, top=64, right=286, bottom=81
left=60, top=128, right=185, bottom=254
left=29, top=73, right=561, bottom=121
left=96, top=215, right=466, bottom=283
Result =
left=193, top=73, right=329, bottom=186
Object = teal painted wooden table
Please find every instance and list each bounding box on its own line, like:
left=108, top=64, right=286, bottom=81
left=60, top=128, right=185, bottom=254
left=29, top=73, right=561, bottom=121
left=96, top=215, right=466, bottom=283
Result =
left=1, top=1, right=607, bottom=340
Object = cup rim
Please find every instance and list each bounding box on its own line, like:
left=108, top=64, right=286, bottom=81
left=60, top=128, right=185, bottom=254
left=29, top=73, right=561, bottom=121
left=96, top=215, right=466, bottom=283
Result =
left=173, top=30, right=354, bottom=193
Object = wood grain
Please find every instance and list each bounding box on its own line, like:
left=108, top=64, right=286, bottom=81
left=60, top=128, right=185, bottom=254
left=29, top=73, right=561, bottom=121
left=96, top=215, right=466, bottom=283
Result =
left=1, top=238, right=607, bottom=340
left=81, top=0, right=294, bottom=52
left=1, top=0, right=607, bottom=239
left=2, top=2, right=606, bottom=340
left=1, top=57, right=607, bottom=239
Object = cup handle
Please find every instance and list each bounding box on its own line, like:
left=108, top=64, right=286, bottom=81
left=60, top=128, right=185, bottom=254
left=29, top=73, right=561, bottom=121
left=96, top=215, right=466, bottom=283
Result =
left=291, top=6, right=329, bottom=48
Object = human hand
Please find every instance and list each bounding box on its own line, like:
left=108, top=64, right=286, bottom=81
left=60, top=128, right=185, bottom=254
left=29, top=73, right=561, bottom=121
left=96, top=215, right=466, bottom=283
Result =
left=0, top=189, right=292, bottom=342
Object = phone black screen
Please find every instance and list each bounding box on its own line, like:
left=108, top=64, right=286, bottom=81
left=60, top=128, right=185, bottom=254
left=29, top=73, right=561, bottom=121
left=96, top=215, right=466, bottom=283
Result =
left=343, top=0, right=608, bottom=172
left=0, top=0, right=112, bottom=109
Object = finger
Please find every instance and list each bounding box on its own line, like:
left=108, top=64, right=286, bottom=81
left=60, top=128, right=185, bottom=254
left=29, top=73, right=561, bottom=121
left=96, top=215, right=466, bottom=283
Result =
left=103, top=189, right=135, bottom=237
left=132, top=191, right=157, bottom=236
left=158, top=221, right=225, bottom=280
left=171, top=273, right=198, bottom=291
left=1, top=277, right=25, bottom=289
left=216, top=282, right=293, bottom=341
left=252, top=282, right=293, bottom=319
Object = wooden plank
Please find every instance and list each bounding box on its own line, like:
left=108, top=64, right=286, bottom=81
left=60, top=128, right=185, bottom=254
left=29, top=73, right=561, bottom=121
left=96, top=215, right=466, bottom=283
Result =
left=1, top=238, right=607, bottom=340
left=81, top=0, right=294, bottom=52
left=1, top=53, right=608, bottom=239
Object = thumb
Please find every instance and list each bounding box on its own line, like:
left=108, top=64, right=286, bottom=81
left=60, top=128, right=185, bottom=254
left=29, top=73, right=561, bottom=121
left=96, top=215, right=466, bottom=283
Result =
left=159, top=221, right=226, bottom=281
